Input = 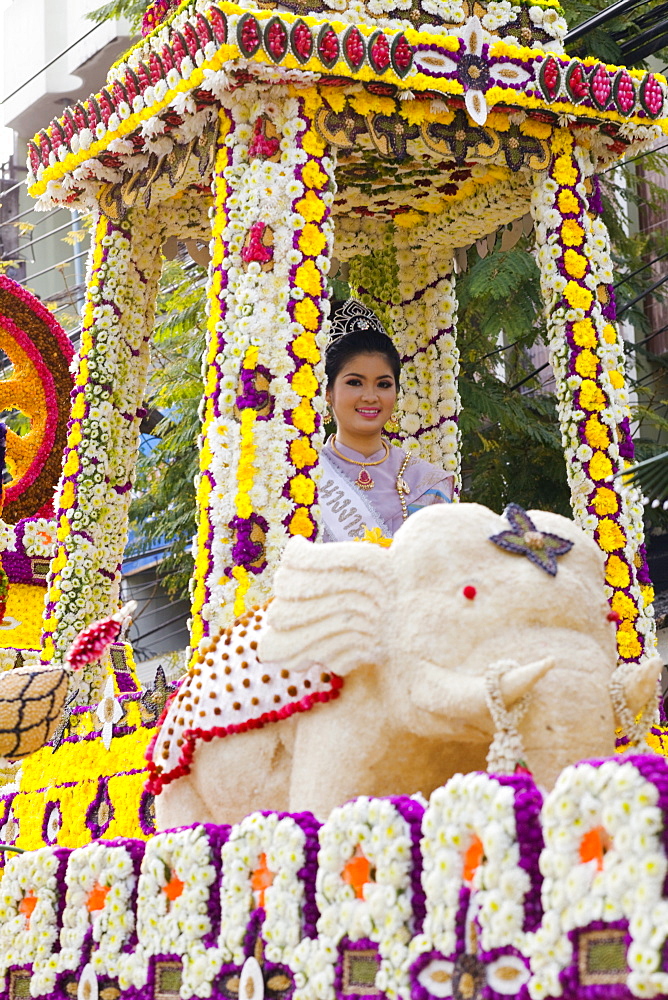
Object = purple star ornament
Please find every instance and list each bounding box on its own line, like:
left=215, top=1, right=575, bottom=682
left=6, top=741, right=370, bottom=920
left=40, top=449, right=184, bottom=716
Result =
left=489, top=504, right=574, bottom=576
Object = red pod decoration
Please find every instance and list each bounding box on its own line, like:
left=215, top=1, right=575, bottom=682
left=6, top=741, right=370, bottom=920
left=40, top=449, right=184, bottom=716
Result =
left=368, top=31, right=391, bottom=73
left=195, top=12, right=214, bottom=46
left=137, top=62, right=152, bottom=92
left=111, top=79, right=129, bottom=106
left=640, top=74, right=664, bottom=118
left=343, top=26, right=365, bottom=70
left=264, top=18, right=289, bottom=63
left=539, top=55, right=560, bottom=100
left=613, top=68, right=635, bottom=114
left=391, top=33, right=414, bottom=77
left=98, top=90, right=115, bottom=124
left=238, top=13, right=262, bottom=57
left=590, top=64, right=611, bottom=111
left=209, top=7, right=228, bottom=44
left=183, top=21, right=200, bottom=59
left=148, top=53, right=165, bottom=85
left=318, top=25, right=340, bottom=68
left=27, top=141, right=41, bottom=174
left=565, top=61, right=588, bottom=103
left=73, top=103, right=89, bottom=130
left=291, top=19, right=313, bottom=63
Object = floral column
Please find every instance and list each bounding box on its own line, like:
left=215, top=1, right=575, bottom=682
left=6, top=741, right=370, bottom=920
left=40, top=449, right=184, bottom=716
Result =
left=531, top=130, right=655, bottom=663
left=349, top=230, right=461, bottom=491
left=191, top=89, right=335, bottom=646
left=41, top=209, right=163, bottom=695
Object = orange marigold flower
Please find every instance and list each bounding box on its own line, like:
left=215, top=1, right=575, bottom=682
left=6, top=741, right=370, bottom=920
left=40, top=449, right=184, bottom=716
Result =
left=289, top=506, right=316, bottom=538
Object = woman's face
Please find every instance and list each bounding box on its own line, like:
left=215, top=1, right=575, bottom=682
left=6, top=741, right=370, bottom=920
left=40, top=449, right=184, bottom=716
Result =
left=326, top=352, right=397, bottom=440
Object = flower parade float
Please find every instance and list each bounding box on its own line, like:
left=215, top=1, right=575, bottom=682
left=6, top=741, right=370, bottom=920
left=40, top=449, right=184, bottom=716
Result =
left=3, top=0, right=668, bottom=998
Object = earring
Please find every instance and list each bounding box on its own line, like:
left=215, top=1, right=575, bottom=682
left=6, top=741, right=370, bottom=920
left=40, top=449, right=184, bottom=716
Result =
left=386, top=411, right=400, bottom=432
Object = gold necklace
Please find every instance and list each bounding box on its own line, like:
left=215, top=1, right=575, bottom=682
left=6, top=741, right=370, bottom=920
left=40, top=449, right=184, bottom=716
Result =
left=330, top=438, right=390, bottom=490
left=396, top=453, right=411, bottom=520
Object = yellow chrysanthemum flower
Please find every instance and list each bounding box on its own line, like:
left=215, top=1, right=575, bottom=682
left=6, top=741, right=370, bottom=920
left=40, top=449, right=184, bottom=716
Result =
left=289, top=474, right=316, bottom=505
left=597, top=517, right=625, bottom=552
left=589, top=450, right=613, bottom=480
left=575, top=349, right=598, bottom=378
left=611, top=591, right=639, bottom=621
left=605, top=554, right=630, bottom=589
left=301, top=160, right=328, bottom=190
left=295, top=190, right=326, bottom=224
left=564, top=281, right=593, bottom=311
left=558, top=190, right=581, bottom=215
left=560, top=219, right=585, bottom=247
left=592, top=486, right=619, bottom=516
left=553, top=154, right=578, bottom=187
left=580, top=379, right=606, bottom=412
left=564, top=249, right=588, bottom=280
left=289, top=506, right=316, bottom=538
left=294, top=297, right=320, bottom=331
left=292, top=398, right=317, bottom=434
left=572, top=318, right=597, bottom=348
left=295, top=258, right=323, bottom=295
left=585, top=415, right=610, bottom=450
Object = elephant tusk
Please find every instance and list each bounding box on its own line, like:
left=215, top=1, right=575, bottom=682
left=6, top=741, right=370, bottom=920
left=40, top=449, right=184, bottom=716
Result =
left=618, top=655, right=663, bottom=719
left=497, top=656, right=554, bottom=709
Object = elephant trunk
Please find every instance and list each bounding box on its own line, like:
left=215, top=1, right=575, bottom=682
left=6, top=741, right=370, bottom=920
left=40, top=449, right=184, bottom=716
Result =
left=409, top=656, right=554, bottom=741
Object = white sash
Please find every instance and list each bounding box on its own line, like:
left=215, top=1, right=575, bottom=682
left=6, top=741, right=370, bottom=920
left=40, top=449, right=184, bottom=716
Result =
left=319, top=450, right=392, bottom=542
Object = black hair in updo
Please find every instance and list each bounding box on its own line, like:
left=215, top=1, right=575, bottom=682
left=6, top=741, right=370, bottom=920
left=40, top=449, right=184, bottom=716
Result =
left=325, top=300, right=401, bottom=388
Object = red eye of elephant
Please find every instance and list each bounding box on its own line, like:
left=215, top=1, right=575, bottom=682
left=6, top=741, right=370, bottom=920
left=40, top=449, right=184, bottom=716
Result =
left=463, top=586, right=477, bottom=600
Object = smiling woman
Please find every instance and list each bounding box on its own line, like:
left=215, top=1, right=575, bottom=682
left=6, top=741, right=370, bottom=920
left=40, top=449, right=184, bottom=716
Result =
left=321, top=300, right=454, bottom=543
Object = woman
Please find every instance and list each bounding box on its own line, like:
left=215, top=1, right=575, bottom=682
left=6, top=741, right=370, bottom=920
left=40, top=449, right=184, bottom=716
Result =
left=321, top=299, right=454, bottom=542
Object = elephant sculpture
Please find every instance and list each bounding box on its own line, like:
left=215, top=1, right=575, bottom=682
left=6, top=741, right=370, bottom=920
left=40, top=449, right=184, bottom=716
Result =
left=151, top=502, right=660, bottom=829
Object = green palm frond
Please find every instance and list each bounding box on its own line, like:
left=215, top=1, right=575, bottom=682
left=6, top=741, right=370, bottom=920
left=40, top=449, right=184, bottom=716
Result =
left=618, top=452, right=668, bottom=504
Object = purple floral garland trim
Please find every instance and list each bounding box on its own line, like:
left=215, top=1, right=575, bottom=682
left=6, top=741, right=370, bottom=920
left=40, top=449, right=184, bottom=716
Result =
left=389, top=796, right=426, bottom=932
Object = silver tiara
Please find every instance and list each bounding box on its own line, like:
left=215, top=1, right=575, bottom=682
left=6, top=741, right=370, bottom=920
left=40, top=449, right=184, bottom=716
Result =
left=328, top=299, right=389, bottom=343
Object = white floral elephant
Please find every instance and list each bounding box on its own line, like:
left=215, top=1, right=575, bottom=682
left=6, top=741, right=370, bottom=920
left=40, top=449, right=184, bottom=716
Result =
left=152, top=502, right=660, bottom=829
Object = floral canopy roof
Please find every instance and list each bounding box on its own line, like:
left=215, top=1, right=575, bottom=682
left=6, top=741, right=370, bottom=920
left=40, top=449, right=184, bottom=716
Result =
left=27, top=0, right=668, bottom=217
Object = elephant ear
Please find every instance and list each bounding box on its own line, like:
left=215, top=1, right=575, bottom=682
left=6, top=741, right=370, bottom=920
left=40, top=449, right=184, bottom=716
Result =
left=259, top=536, right=391, bottom=677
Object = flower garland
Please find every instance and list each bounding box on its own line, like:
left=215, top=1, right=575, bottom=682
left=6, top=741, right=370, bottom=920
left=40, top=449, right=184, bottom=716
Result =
left=530, top=130, right=654, bottom=662
left=219, top=811, right=320, bottom=966
left=25, top=0, right=668, bottom=214
left=334, top=167, right=533, bottom=261
left=528, top=756, right=668, bottom=999
left=292, top=796, right=424, bottom=1000
left=5, top=772, right=668, bottom=999
left=191, top=89, right=334, bottom=639
left=58, top=840, right=144, bottom=983
left=0, top=846, right=71, bottom=995
left=41, top=198, right=208, bottom=691
left=410, top=772, right=543, bottom=987
left=129, top=824, right=225, bottom=995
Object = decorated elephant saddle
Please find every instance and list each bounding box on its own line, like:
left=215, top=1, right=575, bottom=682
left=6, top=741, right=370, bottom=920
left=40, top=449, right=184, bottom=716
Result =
left=145, top=603, right=342, bottom=793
